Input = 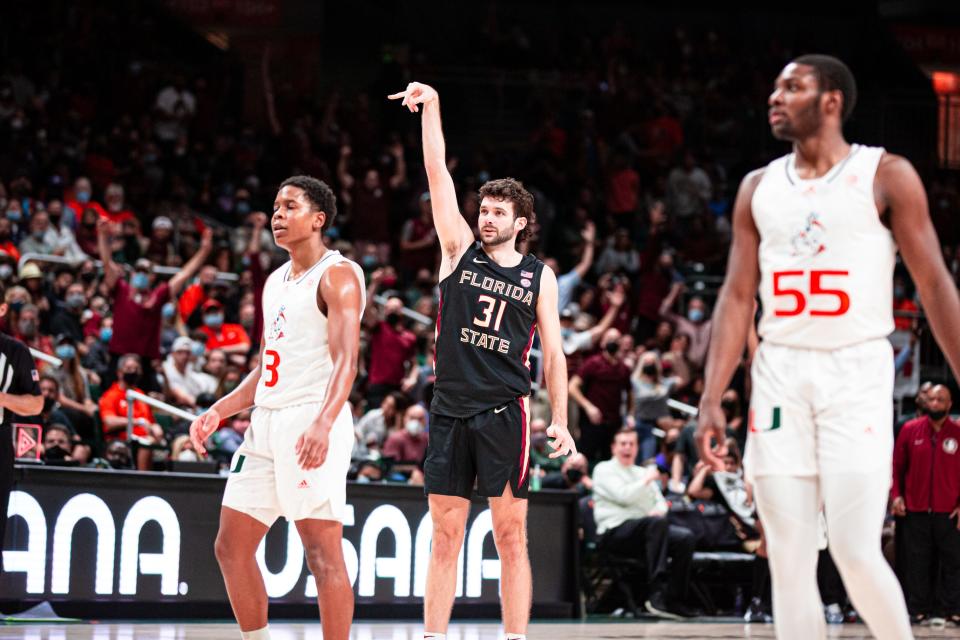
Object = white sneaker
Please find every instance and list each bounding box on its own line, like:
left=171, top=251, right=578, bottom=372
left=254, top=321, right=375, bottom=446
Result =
left=930, top=616, right=946, bottom=628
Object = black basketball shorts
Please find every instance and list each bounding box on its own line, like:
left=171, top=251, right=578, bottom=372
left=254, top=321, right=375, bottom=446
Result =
left=425, top=397, right=532, bottom=500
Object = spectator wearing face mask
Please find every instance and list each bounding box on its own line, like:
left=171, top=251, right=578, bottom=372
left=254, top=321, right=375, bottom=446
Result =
left=363, top=270, right=417, bottom=409
left=41, top=423, right=77, bottom=466
left=382, top=403, right=429, bottom=477
left=50, top=335, right=98, bottom=438
left=49, top=283, right=87, bottom=345
left=65, top=176, right=106, bottom=223
left=43, top=199, right=86, bottom=260
left=98, top=354, right=165, bottom=470
left=659, top=286, right=713, bottom=371
left=18, top=210, right=55, bottom=256
left=528, top=417, right=565, bottom=473
left=162, top=336, right=217, bottom=409
left=0, top=256, right=15, bottom=284
left=569, top=328, right=633, bottom=463
left=83, top=317, right=113, bottom=382
left=542, top=452, right=593, bottom=495
left=98, top=218, right=212, bottom=386
left=559, top=288, right=625, bottom=357
left=102, top=440, right=133, bottom=470
left=198, top=299, right=250, bottom=355
left=632, top=351, right=684, bottom=463
left=15, top=303, right=54, bottom=364
left=170, top=434, right=201, bottom=463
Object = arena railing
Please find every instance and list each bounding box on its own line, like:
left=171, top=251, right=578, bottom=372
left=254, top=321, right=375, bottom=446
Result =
left=18, top=253, right=238, bottom=282
left=30, top=347, right=62, bottom=368
left=125, top=389, right=197, bottom=442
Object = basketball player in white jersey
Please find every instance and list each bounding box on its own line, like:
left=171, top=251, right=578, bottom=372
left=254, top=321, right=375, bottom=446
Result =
left=698, top=55, right=960, bottom=640
left=189, top=176, right=365, bottom=640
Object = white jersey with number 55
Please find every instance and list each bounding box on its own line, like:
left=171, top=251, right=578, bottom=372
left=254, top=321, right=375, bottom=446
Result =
left=752, top=144, right=896, bottom=350
left=254, top=251, right=365, bottom=409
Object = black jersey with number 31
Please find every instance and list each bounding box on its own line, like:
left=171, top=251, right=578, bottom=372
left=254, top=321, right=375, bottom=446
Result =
left=431, top=242, right=543, bottom=418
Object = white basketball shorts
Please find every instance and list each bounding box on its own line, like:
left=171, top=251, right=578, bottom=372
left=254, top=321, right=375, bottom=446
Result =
left=744, top=338, right=894, bottom=480
left=221, top=401, right=355, bottom=526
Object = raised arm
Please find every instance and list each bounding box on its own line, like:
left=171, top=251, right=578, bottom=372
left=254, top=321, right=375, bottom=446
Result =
left=587, top=288, right=625, bottom=343
left=389, top=82, right=473, bottom=275
left=296, top=263, right=364, bottom=470
left=697, top=169, right=764, bottom=469
left=169, top=227, right=213, bottom=296
left=96, top=217, right=122, bottom=292
left=572, top=221, right=597, bottom=279
left=883, top=154, right=960, bottom=383
left=536, top=265, right=576, bottom=457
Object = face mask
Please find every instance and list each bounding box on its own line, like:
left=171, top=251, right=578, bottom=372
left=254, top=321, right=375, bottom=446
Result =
left=928, top=409, right=948, bottom=421
left=32, top=230, right=45, bottom=240
left=162, top=302, right=176, bottom=319
left=405, top=420, right=423, bottom=436
left=560, top=327, right=573, bottom=340
left=235, top=201, right=251, bottom=215
left=66, top=293, right=86, bottom=309
left=721, top=400, right=738, bottom=413
left=18, top=320, right=36, bottom=337
left=362, top=255, right=378, bottom=268
left=222, top=379, right=239, bottom=394
left=204, top=314, right=224, bottom=329
left=42, top=397, right=56, bottom=413
left=565, top=468, right=584, bottom=483
left=604, top=342, right=620, bottom=356
left=80, top=271, right=96, bottom=283
left=356, top=475, right=371, bottom=484
left=191, top=342, right=205, bottom=357
left=122, top=371, right=139, bottom=386
left=55, top=345, right=76, bottom=360
left=642, top=363, right=658, bottom=376
left=100, top=327, right=113, bottom=343
left=45, top=445, right=70, bottom=461
left=9, top=300, right=24, bottom=312
left=76, top=190, right=91, bottom=204
left=0, top=264, right=12, bottom=280
left=385, top=312, right=402, bottom=326
left=131, top=272, right=150, bottom=290
left=688, top=308, right=705, bottom=323
left=6, top=209, right=21, bottom=222
left=177, top=450, right=199, bottom=462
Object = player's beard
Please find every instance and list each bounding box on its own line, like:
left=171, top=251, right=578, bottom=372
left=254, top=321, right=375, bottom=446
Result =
left=480, top=226, right=516, bottom=248
left=772, top=97, right=823, bottom=141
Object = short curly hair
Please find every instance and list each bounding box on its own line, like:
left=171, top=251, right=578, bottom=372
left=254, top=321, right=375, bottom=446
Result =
left=478, top=178, right=536, bottom=243
left=279, top=175, right=338, bottom=233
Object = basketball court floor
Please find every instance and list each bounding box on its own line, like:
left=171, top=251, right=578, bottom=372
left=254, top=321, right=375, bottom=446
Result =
left=2, top=621, right=959, bottom=639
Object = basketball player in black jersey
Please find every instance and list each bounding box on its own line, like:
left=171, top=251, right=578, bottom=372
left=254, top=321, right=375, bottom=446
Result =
left=390, top=82, right=575, bottom=640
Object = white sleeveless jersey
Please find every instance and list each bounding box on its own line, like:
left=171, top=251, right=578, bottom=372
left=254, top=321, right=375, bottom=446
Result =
left=255, top=251, right=365, bottom=409
left=752, top=144, right=896, bottom=350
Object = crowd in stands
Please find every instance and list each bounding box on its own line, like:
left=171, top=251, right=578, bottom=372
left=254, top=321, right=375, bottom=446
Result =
left=2, top=2, right=959, bottom=622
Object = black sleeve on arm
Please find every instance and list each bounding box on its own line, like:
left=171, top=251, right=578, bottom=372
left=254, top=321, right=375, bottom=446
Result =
left=10, top=341, right=41, bottom=396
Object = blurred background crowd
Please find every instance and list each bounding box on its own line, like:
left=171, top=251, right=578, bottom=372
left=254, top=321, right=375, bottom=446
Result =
left=1, top=0, right=959, bottom=621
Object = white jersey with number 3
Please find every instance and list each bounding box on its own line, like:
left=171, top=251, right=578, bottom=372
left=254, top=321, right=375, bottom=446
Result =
left=254, top=251, right=365, bottom=409
left=752, top=144, right=896, bottom=350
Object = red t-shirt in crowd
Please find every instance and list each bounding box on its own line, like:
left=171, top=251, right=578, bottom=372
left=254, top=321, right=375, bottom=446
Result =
left=98, top=383, right=155, bottom=440
left=892, top=416, right=960, bottom=513
left=383, top=430, right=428, bottom=464
left=577, top=352, right=631, bottom=425
left=606, top=167, right=640, bottom=215
left=104, top=208, right=136, bottom=224
left=178, top=283, right=207, bottom=322
left=109, top=279, right=170, bottom=360
left=367, top=321, right=416, bottom=386
left=200, top=323, right=251, bottom=351
left=893, top=298, right=918, bottom=332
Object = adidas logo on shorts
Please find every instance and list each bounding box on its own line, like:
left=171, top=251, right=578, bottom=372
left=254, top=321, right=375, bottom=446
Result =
left=297, top=479, right=309, bottom=489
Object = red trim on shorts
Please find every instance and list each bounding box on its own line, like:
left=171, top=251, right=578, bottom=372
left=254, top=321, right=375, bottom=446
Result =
left=433, top=293, right=443, bottom=370
left=520, top=323, right=537, bottom=369
left=518, top=397, right=530, bottom=487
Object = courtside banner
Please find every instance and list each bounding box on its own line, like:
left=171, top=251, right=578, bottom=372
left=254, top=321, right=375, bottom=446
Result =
left=1, top=466, right=579, bottom=618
